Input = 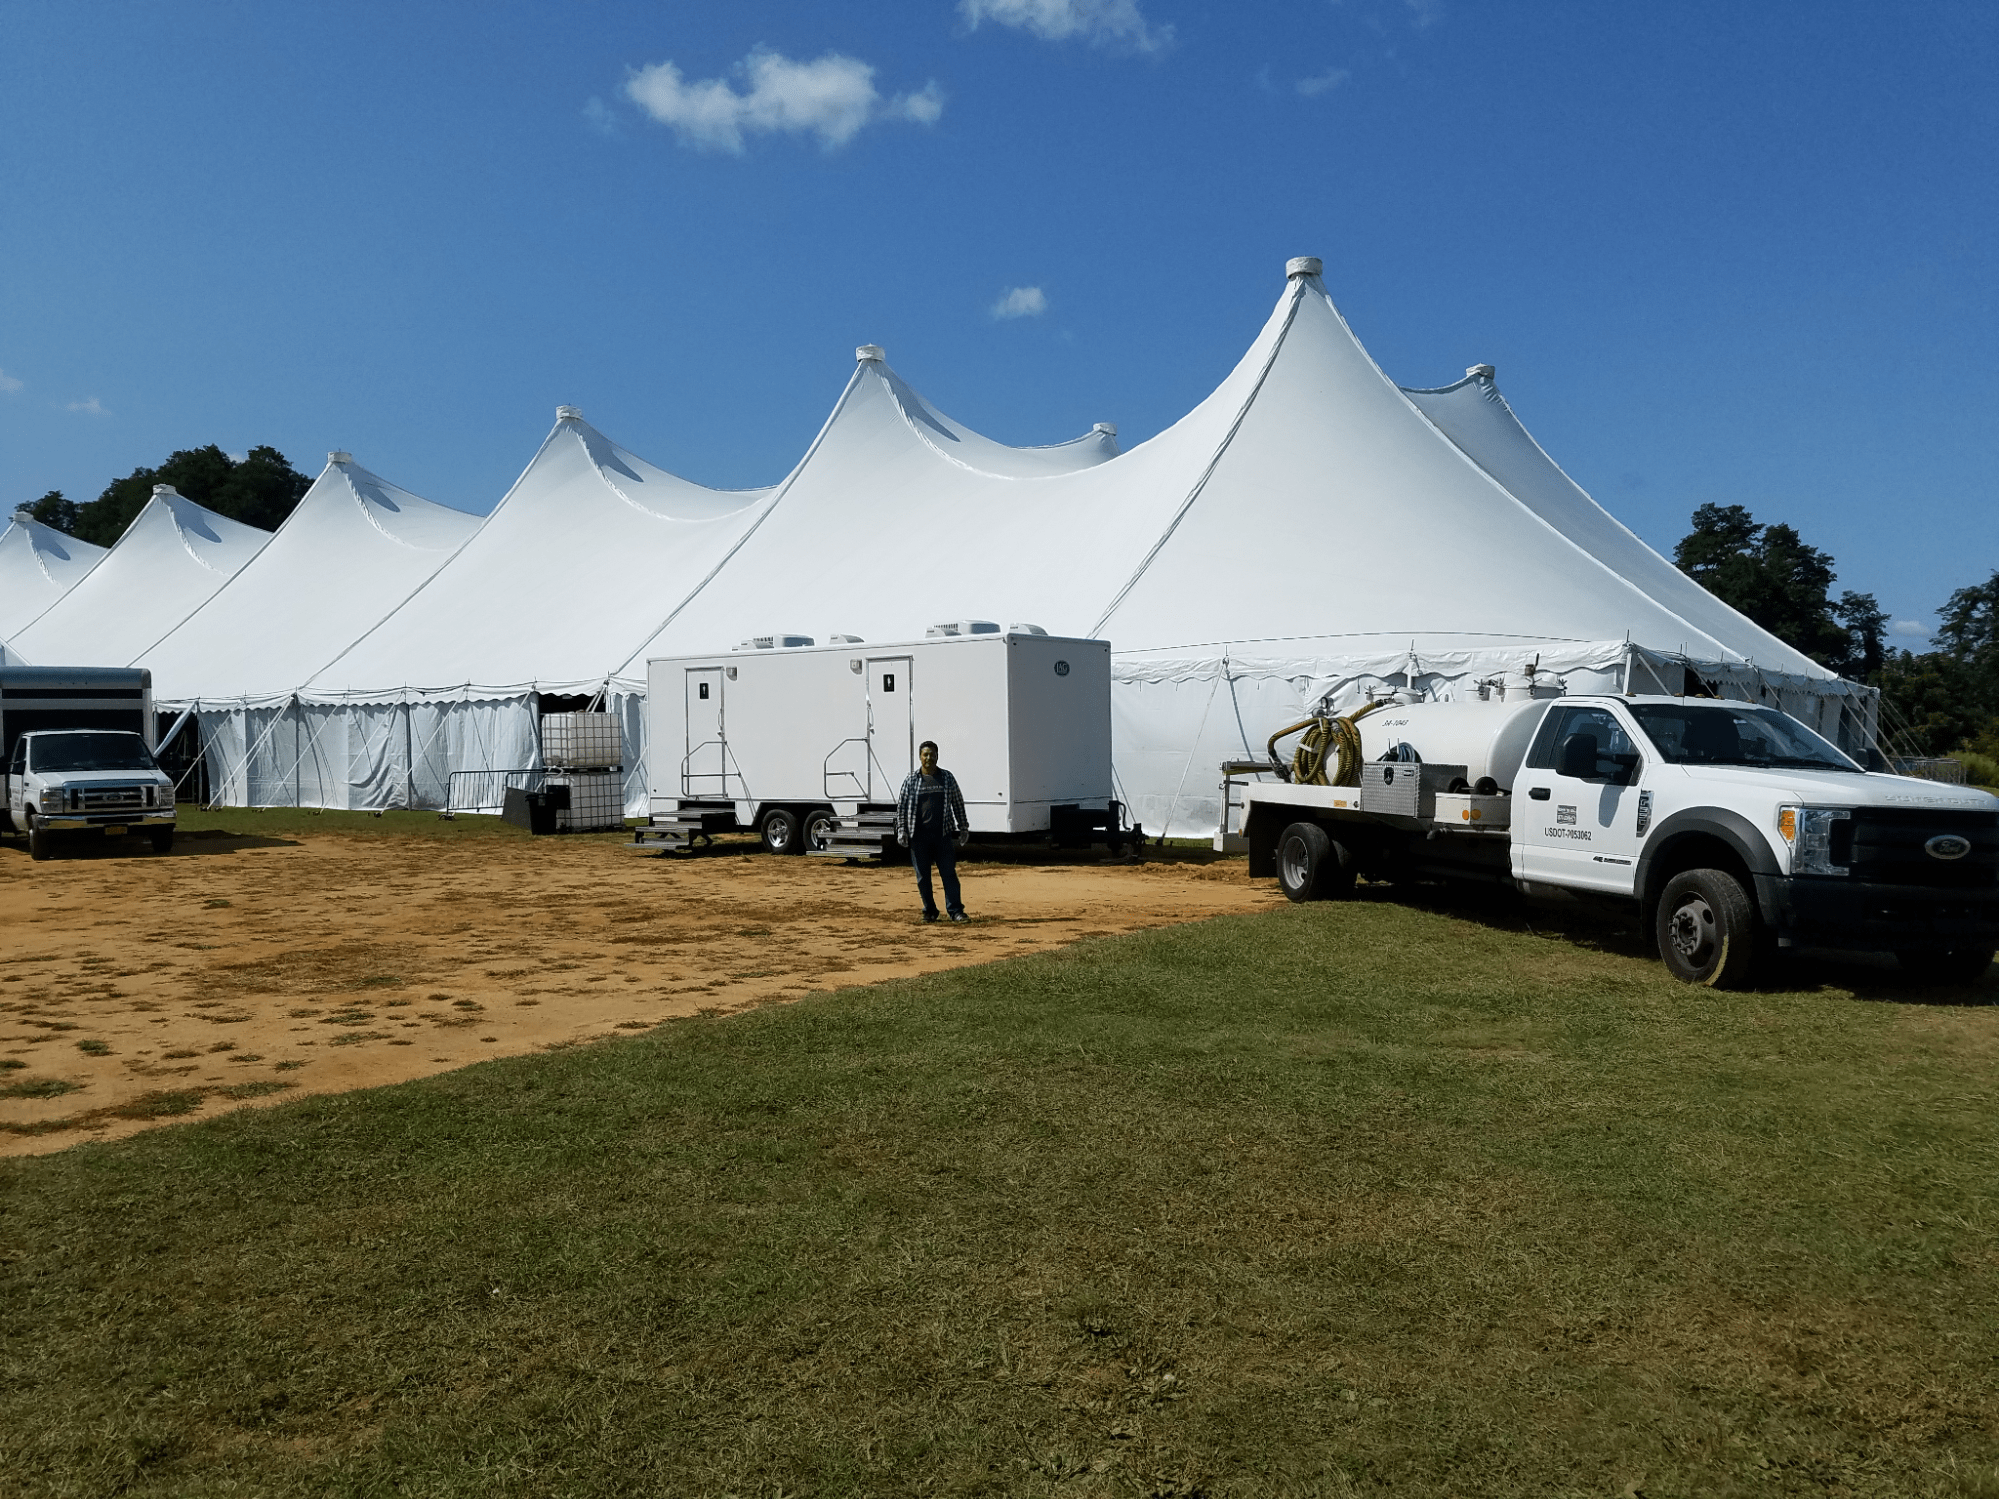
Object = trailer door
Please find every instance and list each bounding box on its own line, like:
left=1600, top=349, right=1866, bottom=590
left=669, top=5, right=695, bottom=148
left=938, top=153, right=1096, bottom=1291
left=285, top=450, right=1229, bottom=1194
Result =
left=868, top=657, right=913, bottom=798
left=684, top=668, right=726, bottom=797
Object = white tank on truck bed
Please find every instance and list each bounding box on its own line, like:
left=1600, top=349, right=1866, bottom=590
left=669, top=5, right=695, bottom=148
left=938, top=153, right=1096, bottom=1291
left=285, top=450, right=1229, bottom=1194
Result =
left=1358, top=698, right=1548, bottom=791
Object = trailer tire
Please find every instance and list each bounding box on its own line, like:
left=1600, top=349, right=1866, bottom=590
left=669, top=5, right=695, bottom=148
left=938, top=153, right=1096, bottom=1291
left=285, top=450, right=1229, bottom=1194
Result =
left=1655, top=868, right=1760, bottom=989
left=1276, top=821, right=1353, bottom=903
left=803, top=808, right=838, bottom=854
left=28, top=818, right=52, bottom=862
left=759, top=806, right=803, bottom=855
left=1895, top=947, right=1994, bottom=986
left=151, top=828, right=175, bottom=855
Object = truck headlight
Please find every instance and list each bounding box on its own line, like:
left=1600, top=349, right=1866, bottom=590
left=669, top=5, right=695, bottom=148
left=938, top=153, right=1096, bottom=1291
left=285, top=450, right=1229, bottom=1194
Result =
left=38, top=786, right=63, bottom=812
left=1778, top=804, right=1850, bottom=876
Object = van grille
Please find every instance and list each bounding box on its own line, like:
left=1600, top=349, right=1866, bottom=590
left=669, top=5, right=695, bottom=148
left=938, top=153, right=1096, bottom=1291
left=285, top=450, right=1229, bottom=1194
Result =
left=77, top=785, right=146, bottom=812
left=1839, top=809, right=1999, bottom=888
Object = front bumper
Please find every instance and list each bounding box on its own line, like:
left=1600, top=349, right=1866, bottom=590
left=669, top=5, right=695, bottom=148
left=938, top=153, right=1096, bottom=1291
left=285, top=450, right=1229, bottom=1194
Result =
left=41, top=814, right=176, bottom=831
left=1756, top=873, right=1999, bottom=951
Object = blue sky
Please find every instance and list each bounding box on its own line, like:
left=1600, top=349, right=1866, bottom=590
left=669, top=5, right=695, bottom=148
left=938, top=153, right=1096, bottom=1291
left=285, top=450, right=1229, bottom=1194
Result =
left=2, top=0, right=1993, bottom=638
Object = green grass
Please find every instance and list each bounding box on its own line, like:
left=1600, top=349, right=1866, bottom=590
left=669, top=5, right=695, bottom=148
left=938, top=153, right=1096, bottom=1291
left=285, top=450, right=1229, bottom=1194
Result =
left=4, top=893, right=1997, bottom=1496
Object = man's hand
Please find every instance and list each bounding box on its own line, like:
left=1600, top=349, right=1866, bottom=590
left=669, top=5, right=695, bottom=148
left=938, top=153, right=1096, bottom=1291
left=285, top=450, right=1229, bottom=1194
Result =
left=955, top=828, right=970, bottom=849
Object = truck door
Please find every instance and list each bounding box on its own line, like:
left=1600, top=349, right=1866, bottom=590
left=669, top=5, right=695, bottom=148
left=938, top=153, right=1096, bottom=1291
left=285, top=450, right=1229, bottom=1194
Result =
left=867, top=657, right=913, bottom=798
left=5, top=737, right=23, bottom=831
left=683, top=668, right=726, bottom=797
left=1514, top=703, right=1645, bottom=894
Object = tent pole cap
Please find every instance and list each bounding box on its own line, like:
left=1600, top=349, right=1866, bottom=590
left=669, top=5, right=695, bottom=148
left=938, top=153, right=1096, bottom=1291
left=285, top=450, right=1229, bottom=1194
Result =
left=1093, top=422, right=1118, bottom=437
left=556, top=405, right=583, bottom=422
left=855, top=344, right=886, bottom=363
left=151, top=484, right=180, bottom=498
left=1465, top=364, right=1495, bottom=380
left=1286, top=256, right=1323, bottom=279
left=328, top=450, right=353, bottom=465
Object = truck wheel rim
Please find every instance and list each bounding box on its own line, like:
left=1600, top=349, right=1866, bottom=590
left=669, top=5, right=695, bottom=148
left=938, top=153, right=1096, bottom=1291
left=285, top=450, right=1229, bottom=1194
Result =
left=1668, top=896, right=1716, bottom=966
left=1280, top=838, right=1309, bottom=890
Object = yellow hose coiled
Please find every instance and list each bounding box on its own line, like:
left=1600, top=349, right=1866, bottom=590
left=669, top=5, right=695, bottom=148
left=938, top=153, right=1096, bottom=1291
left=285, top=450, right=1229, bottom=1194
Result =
left=1266, top=700, right=1385, bottom=787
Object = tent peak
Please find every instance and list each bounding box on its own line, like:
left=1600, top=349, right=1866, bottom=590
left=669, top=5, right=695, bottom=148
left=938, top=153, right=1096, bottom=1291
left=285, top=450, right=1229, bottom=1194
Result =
left=856, top=344, right=885, bottom=363
left=1285, top=256, right=1322, bottom=279
left=1094, top=422, right=1118, bottom=438
left=1466, top=364, right=1495, bottom=380
left=152, top=484, right=180, bottom=498
left=328, top=450, right=353, bottom=465
left=556, top=405, right=583, bottom=422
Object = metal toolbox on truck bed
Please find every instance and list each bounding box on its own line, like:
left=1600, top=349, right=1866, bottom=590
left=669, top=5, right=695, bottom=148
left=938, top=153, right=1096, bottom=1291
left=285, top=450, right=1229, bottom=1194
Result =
left=1431, top=792, right=1510, bottom=829
left=1360, top=761, right=1467, bottom=819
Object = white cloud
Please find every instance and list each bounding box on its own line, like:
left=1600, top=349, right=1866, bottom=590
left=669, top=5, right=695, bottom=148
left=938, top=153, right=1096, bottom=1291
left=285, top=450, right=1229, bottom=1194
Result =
left=1890, top=618, right=1932, bottom=639
left=0, top=369, right=22, bottom=394
left=959, top=0, right=1174, bottom=54
left=65, top=396, right=107, bottom=416
left=623, top=49, right=944, bottom=154
left=1296, top=67, right=1350, bottom=96
left=991, top=286, right=1049, bottom=319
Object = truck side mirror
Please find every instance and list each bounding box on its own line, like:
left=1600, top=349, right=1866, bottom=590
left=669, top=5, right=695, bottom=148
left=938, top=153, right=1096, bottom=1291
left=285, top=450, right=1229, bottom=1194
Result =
left=1557, top=733, right=1598, bottom=779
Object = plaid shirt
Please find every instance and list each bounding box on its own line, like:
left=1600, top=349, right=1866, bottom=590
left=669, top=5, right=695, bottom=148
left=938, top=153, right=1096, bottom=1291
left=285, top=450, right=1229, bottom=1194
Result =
left=896, top=767, right=968, bottom=844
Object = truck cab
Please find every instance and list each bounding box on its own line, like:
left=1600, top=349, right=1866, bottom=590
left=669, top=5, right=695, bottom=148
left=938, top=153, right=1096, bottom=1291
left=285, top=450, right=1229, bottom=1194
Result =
left=6, top=729, right=177, bottom=860
left=1242, top=693, right=1999, bottom=988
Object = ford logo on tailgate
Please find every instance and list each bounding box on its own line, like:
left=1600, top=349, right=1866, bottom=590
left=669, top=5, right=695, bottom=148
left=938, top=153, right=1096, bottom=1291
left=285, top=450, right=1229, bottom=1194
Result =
left=1925, top=834, right=1972, bottom=861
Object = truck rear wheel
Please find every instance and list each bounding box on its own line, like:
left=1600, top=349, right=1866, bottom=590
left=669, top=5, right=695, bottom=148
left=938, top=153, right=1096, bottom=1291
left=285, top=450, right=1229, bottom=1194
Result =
left=1276, top=821, right=1353, bottom=903
left=1895, top=947, right=1994, bottom=986
left=1656, top=868, right=1760, bottom=989
left=759, top=806, right=803, bottom=855
left=28, top=818, right=52, bottom=862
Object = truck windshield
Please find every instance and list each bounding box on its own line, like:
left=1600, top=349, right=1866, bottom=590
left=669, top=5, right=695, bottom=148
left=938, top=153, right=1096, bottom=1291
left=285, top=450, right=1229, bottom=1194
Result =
left=27, top=733, right=158, bottom=773
left=1628, top=704, right=1860, bottom=773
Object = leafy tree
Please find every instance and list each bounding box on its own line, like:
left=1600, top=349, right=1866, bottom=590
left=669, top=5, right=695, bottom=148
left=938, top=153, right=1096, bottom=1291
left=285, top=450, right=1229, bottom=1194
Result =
left=1673, top=503, right=1883, bottom=677
left=69, top=445, right=309, bottom=547
left=20, top=490, right=81, bottom=533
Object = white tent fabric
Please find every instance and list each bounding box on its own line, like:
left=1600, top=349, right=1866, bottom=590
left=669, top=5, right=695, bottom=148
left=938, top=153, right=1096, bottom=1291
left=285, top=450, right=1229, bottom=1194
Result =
left=8, top=488, right=268, bottom=669
left=0, top=512, right=107, bottom=643
left=136, top=454, right=482, bottom=700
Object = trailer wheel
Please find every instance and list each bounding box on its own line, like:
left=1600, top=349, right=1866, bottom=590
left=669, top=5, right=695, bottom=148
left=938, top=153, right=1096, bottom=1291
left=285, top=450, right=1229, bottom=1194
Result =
left=1655, top=868, right=1760, bottom=989
left=1276, top=821, right=1353, bottom=903
left=759, top=806, right=803, bottom=855
left=151, top=828, right=175, bottom=855
left=1895, top=947, right=1994, bottom=986
left=28, top=817, right=53, bottom=862
left=803, top=808, right=839, bottom=853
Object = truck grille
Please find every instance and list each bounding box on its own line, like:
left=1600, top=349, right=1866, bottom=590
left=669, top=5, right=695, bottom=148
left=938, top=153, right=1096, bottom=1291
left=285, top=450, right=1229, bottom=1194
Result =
left=77, top=785, right=146, bottom=812
left=1839, top=809, right=1999, bottom=888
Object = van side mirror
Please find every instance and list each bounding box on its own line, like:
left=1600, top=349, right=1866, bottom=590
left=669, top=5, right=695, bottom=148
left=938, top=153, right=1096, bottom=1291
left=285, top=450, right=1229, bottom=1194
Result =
left=1557, top=733, right=1597, bottom=779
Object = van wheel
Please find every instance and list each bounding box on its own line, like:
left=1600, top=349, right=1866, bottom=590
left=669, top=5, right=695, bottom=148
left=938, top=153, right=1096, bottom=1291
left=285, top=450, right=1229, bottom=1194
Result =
left=1895, top=947, right=1994, bottom=986
left=1276, top=821, right=1353, bottom=903
left=1656, top=868, right=1760, bottom=988
left=151, top=828, right=175, bottom=855
left=28, top=818, right=52, bottom=862
left=759, top=807, right=802, bottom=855
left=803, top=808, right=838, bottom=853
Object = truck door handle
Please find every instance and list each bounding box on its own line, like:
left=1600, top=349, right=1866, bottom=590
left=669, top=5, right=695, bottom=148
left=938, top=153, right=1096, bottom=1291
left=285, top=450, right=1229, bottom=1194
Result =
left=1528, top=787, right=1550, bottom=801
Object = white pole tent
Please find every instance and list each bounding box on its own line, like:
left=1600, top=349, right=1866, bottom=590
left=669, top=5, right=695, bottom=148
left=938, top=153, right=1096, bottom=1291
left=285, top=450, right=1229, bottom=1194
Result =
left=629, top=259, right=1864, bottom=838
left=7, top=486, right=269, bottom=670
left=0, top=511, right=107, bottom=644
left=135, top=453, right=484, bottom=808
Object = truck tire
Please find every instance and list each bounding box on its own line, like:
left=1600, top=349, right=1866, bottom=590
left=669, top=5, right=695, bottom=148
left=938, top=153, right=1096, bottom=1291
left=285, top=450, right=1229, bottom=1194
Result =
left=151, top=828, right=175, bottom=855
left=1276, top=821, right=1354, bottom=903
left=759, top=806, right=802, bottom=855
left=28, top=817, right=52, bottom=862
left=1895, top=947, right=1994, bottom=986
left=802, top=808, right=838, bottom=853
left=1655, top=868, right=1760, bottom=989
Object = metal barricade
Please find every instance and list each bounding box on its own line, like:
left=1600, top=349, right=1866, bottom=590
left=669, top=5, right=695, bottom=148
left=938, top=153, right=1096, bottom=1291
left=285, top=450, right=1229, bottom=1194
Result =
left=443, top=768, right=545, bottom=817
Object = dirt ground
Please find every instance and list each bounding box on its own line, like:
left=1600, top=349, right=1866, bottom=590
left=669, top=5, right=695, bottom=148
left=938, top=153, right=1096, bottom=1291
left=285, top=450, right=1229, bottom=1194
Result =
left=0, top=831, right=1278, bottom=1157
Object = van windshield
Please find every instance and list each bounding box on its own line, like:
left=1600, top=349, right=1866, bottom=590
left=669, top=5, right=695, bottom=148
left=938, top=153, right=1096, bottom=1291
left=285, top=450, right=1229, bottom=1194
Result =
left=27, top=733, right=158, bottom=773
left=1628, top=703, right=1860, bottom=773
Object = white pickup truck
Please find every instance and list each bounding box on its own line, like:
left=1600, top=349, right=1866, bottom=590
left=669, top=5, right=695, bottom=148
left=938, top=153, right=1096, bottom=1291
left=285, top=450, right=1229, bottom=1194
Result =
left=1240, top=693, right=1999, bottom=988
left=5, top=729, right=177, bottom=860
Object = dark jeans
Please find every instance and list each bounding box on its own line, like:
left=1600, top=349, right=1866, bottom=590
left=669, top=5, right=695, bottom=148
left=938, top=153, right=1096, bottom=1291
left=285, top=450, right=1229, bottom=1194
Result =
left=909, top=834, right=963, bottom=917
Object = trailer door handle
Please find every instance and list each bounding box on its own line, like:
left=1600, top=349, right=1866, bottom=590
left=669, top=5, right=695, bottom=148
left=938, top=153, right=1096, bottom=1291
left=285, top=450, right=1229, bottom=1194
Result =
left=1528, top=787, right=1550, bottom=801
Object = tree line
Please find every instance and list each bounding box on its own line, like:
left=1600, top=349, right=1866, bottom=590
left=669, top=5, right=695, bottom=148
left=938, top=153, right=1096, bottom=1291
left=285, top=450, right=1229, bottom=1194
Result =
left=21, top=444, right=311, bottom=549
left=1673, top=503, right=1997, bottom=760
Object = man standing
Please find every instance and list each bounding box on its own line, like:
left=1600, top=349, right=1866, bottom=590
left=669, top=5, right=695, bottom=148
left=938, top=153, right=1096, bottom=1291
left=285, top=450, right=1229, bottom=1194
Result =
left=896, top=739, right=969, bottom=922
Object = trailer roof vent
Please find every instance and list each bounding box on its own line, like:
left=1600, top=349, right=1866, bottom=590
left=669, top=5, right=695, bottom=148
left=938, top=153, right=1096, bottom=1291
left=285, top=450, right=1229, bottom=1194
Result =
left=926, top=619, right=1001, bottom=638
left=828, top=633, right=865, bottom=643
left=734, top=633, right=815, bottom=651
left=1006, top=623, right=1048, bottom=636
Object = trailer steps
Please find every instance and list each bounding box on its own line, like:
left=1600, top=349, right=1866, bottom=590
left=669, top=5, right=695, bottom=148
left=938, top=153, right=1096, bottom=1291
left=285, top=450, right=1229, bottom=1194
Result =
left=809, top=809, right=897, bottom=861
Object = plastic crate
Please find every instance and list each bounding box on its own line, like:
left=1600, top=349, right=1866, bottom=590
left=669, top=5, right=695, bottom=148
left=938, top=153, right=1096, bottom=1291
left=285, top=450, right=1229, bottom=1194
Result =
left=541, top=712, right=623, bottom=770
left=545, top=772, right=625, bottom=833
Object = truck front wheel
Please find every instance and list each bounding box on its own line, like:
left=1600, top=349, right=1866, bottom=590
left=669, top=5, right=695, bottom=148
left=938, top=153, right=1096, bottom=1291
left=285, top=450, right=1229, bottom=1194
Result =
left=151, top=828, right=175, bottom=855
left=1895, top=947, right=1994, bottom=986
left=1655, top=868, right=1760, bottom=989
left=27, top=817, right=53, bottom=862
left=1276, top=821, right=1353, bottom=903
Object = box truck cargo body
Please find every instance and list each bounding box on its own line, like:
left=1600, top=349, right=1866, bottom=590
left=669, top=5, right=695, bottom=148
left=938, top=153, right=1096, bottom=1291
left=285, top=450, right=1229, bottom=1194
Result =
left=644, top=631, right=1116, bottom=851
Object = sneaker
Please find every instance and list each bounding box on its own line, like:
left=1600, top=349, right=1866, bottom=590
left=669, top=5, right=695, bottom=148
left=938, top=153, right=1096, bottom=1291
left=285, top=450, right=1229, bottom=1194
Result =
left=922, top=912, right=940, bottom=923
left=949, top=911, right=969, bottom=923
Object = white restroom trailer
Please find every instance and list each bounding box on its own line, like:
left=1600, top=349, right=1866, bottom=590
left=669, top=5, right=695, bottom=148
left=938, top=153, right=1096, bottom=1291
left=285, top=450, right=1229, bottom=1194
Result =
left=640, top=630, right=1126, bottom=855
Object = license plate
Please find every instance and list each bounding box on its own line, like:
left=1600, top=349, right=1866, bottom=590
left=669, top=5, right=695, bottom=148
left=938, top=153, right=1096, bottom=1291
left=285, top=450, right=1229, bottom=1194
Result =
left=103, top=825, right=127, bottom=836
